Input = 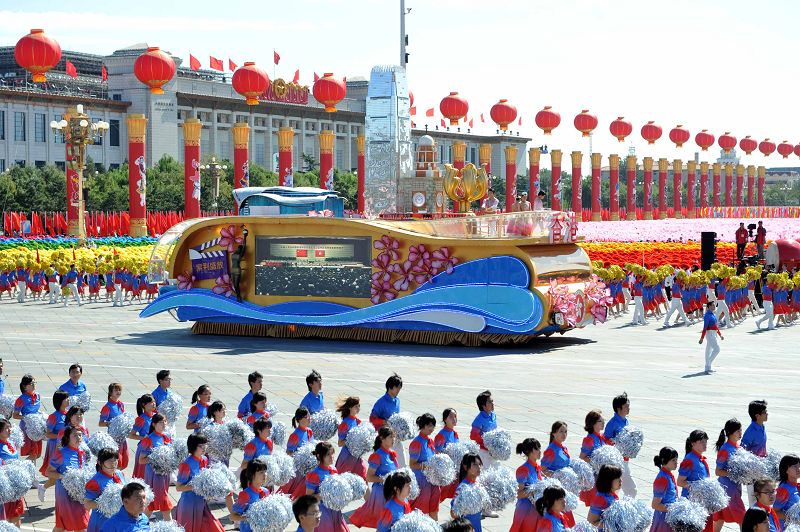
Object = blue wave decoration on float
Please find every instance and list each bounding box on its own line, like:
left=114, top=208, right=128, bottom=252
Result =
left=140, top=256, right=544, bottom=334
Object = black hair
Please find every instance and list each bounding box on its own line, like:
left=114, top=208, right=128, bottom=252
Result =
left=0, top=418, right=10, bottom=433
left=336, top=396, right=360, bottom=419
left=383, top=469, right=412, bottom=501
left=191, top=384, right=210, bottom=404
left=305, top=369, right=321, bottom=391
left=515, top=437, right=541, bottom=457
left=595, top=464, right=623, bottom=494
left=741, top=507, right=768, bottom=531
left=68, top=363, right=83, bottom=375
left=611, top=392, right=629, bottom=413
left=753, top=477, right=775, bottom=495
left=748, top=400, right=768, bottom=421
left=60, top=425, right=79, bottom=448
left=107, top=382, right=122, bottom=401
left=249, top=392, right=267, bottom=413
left=653, top=446, right=679, bottom=468
left=373, top=426, right=396, bottom=451
left=442, top=408, right=457, bottom=423
left=441, top=517, right=474, bottom=532
left=458, top=452, right=483, bottom=483
left=65, top=405, right=84, bottom=425
left=415, top=413, right=436, bottom=430
left=535, top=485, right=566, bottom=516
left=96, top=448, right=118, bottom=471
left=476, top=390, right=492, bottom=411
left=488, top=188, right=495, bottom=193
left=156, top=369, right=170, bottom=383
left=584, top=410, right=603, bottom=433
left=53, top=390, right=70, bottom=411
left=248, top=371, right=263, bottom=385
left=706, top=301, right=715, bottom=309
left=779, top=454, right=800, bottom=482
left=537, top=190, right=546, bottom=197
left=292, top=494, right=320, bottom=523
left=385, top=373, right=403, bottom=391
left=239, top=458, right=268, bottom=489
left=121, top=481, right=145, bottom=501
left=253, top=417, right=272, bottom=436
left=187, top=434, right=208, bottom=455
left=206, top=401, right=225, bottom=420
left=147, top=413, right=166, bottom=434
left=292, top=406, right=310, bottom=429
left=135, top=394, right=155, bottom=416
left=715, top=419, right=742, bottom=451
left=19, top=373, right=34, bottom=394
left=313, top=441, right=334, bottom=463
left=549, top=421, right=567, bottom=443
left=685, top=430, right=709, bottom=455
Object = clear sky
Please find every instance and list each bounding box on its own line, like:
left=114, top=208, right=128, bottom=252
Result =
left=3, top=0, right=799, bottom=171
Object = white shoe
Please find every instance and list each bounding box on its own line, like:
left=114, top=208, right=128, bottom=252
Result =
left=38, top=482, right=46, bottom=502
left=482, top=510, right=499, bottom=518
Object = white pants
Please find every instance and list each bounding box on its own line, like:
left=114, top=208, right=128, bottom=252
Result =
left=632, top=296, right=646, bottom=324
left=664, top=297, right=688, bottom=325
left=716, top=300, right=732, bottom=328
left=706, top=288, right=717, bottom=302
left=48, top=282, right=59, bottom=303
left=16, top=281, right=26, bottom=303
left=704, top=333, right=720, bottom=371
left=478, top=448, right=497, bottom=469
left=622, top=460, right=637, bottom=497
left=392, top=437, right=407, bottom=468
left=621, top=288, right=631, bottom=311
left=756, top=301, right=774, bottom=330
left=64, top=283, right=81, bottom=306
left=748, top=290, right=759, bottom=313
left=113, top=283, right=124, bottom=306
left=746, top=484, right=756, bottom=506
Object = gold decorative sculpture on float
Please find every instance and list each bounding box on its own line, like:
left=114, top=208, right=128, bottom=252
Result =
left=443, top=163, right=488, bottom=213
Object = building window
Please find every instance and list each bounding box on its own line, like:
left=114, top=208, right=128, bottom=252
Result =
left=0, top=159, right=5, bottom=172
left=336, top=149, right=344, bottom=169
left=34, top=113, right=46, bottom=142
left=0, top=110, right=4, bottom=140
left=53, top=114, right=65, bottom=143
left=35, top=160, right=46, bottom=168
left=112, top=94, right=122, bottom=101
left=15, top=160, right=26, bottom=167
left=109, top=163, right=120, bottom=170
left=255, top=143, right=265, bottom=166
left=14, top=112, right=25, bottom=141
left=109, top=119, right=120, bottom=146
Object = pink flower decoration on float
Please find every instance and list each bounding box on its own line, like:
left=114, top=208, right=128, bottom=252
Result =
left=371, top=252, right=393, bottom=274
left=219, top=225, right=243, bottom=253
left=177, top=271, right=195, bottom=290
left=374, top=235, right=400, bottom=261
left=408, top=244, right=431, bottom=267
left=431, top=247, right=459, bottom=275
left=213, top=274, right=234, bottom=297
left=370, top=271, right=397, bottom=304
left=389, top=261, right=415, bottom=291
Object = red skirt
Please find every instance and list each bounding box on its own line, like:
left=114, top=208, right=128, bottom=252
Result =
left=21, top=434, right=42, bottom=457
left=278, top=474, right=307, bottom=500
left=3, top=498, right=24, bottom=520
left=509, top=498, right=539, bottom=532
left=117, top=439, right=129, bottom=470
left=349, top=482, right=385, bottom=528
left=410, top=473, right=440, bottom=514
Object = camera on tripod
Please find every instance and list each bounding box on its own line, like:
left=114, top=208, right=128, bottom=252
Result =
left=747, top=223, right=757, bottom=237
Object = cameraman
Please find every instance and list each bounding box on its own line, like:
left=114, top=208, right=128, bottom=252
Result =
left=735, top=222, right=748, bottom=260
left=754, top=220, right=767, bottom=259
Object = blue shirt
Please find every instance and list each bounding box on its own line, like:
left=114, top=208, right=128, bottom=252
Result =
left=652, top=467, right=677, bottom=505
left=232, top=486, right=269, bottom=532
left=99, top=507, right=150, bottom=531
left=603, top=413, right=628, bottom=441
left=678, top=451, right=710, bottom=497
left=66, top=270, right=78, bottom=283
left=151, top=386, right=170, bottom=406
left=300, top=391, right=325, bottom=414
left=0, top=376, right=5, bottom=394
left=775, top=481, right=800, bottom=527
left=542, top=441, right=571, bottom=471
left=370, top=393, right=400, bottom=428
left=741, top=422, right=767, bottom=457
left=702, top=310, right=719, bottom=333
left=470, top=410, right=497, bottom=450
left=0, top=438, right=20, bottom=460
left=237, top=390, right=254, bottom=419
left=58, top=379, right=87, bottom=397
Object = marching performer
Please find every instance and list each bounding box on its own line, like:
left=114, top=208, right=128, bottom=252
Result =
left=579, top=410, right=608, bottom=506
left=434, top=408, right=460, bottom=502
left=139, top=413, right=174, bottom=522
left=237, top=371, right=263, bottom=419
left=84, top=448, right=125, bottom=532
left=509, top=437, right=542, bottom=531
left=241, top=418, right=273, bottom=470
left=774, top=454, right=800, bottom=527
left=409, top=413, right=440, bottom=520
left=677, top=430, right=713, bottom=532
left=369, top=373, right=406, bottom=467
left=0, top=418, right=26, bottom=527
left=305, top=442, right=349, bottom=531
left=63, top=264, right=82, bottom=307
left=280, top=407, right=316, bottom=499
left=650, top=446, right=679, bottom=532
left=300, top=369, right=325, bottom=414
left=541, top=421, right=576, bottom=526
left=13, top=373, right=42, bottom=461
left=174, top=434, right=225, bottom=532
left=700, top=301, right=724, bottom=374
left=129, top=393, right=157, bottom=479
left=604, top=393, right=637, bottom=497
left=231, top=460, right=270, bottom=532
left=350, top=426, right=399, bottom=528
left=46, top=426, right=90, bottom=532
left=335, top=396, right=367, bottom=478
left=99, top=383, right=129, bottom=470
left=713, top=419, right=746, bottom=529
left=663, top=270, right=690, bottom=327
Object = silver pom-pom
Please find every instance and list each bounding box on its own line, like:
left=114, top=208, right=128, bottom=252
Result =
left=270, top=421, right=287, bottom=447
left=391, top=509, right=443, bottom=532
left=21, top=412, right=47, bottom=441
left=0, top=394, right=16, bottom=419
left=149, top=444, right=179, bottom=476
left=2, top=459, right=36, bottom=501
left=612, top=426, right=644, bottom=459
left=69, top=391, right=92, bottom=412
left=387, top=412, right=415, bottom=441
left=590, top=445, right=624, bottom=474
left=149, top=522, right=186, bottom=532
left=482, top=428, right=512, bottom=461
left=309, top=409, right=338, bottom=441
left=478, top=464, right=517, bottom=511
left=784, top=526, right=800, bottom=532
left=201, top=422, right=233, bottom=462
left=340, top=472, right=367, bottom=500
left=444, top=440, right=480, bottom=468
left=227, top=418, right=254, bottom=450
left=157, top=393, right=183, bottom=425
left=171, top=438, right=189, bottom=468
left=601, top=496, right=653, bottom=532
left=244, top=493, right=294, bottom=532
left=390, top=467, right=420, bottom=499
left=9, top=425, right=23, bottom=452
left=191, top=462, right=236, bottom=501
left=344, top=423, right=376, bottom=458
left=423, top=453, right=456, bottom=486
left=108, top=412, right=136, bottom=444
left=0, top=521, right=20, bottom=532
left=764, top=448, right=782, bottom=481
left=452, top=480, right=490, bottom=516
left=570, top=459, right=595, bottom=491
left=786, top=501, right=800, bottom=524
left=87, top=431, right=119, bottom=455
left=553, top=466, right=581, bottom=494
left=265, top=402, right=280, bottom=418
left=665, top=498, right=710, bottom=532
left=568, top=522, right=598, bottom=532
left=318, top=473, right=354, bottom=511
left=688, top=477, right=730, bottom=513
left=61, top=466, right=95, bottom=502
left=292, top=444, right=319, bottom=477
left=96, top=481, right=124, bottom=517
left=527, top=477, right=579, bottom=511
left=262, top=453, right=295, bottom=487
left=0, top=468, right=14, bottom=504
left=727, top=448, right=767, bottom=485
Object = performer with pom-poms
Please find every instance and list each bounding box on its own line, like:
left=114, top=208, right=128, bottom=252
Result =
left=650, top=446, right=679, bottom=532
left=279, top=406, right=316, bottom=499
left=350, top=426, right=400, bottom=528
left=83, top=447, right=125, bottom=532
left=742, top=400, right=769, bottom=506
left=138, top=413, right=173, bottom=522
left=230, top=459, right=270, bottom=532
left=377, top=470, right=413, bottom=531
left=46, top=426, right=90, bottom=532
left=541, top=421, right=577, bottom=527
left=535, top=485, right=570, bottom=531
left=101, top=481, right=150, bottom=530
left=470, top=390, right=498, bottom=470
left=12, top=373, right=42, bottom=460
left=451, top=452, right=486, bottom=531
left=369, top=373, right=406, bottom=467
left=604, top=392, right=638, bottom=497
left=305, top=441, right=349, bottom=531
left=236, top=371, right=263, bottom=419
left=241, top=418, right=274, bottom=471
left=293, top=494, right=323, bottom=532
left=40, top=405, right=91, bottom=502
left=434, top=408, right=460, bottom=501
left=335, top=396, right=367, bottom=479
left=128, top=393, right=156, bottom=479
left=509, top=437, right=542, bottom=531
left=301, top=369, right=326, bottom=414
left=185, top=385, right=212, bottom=434
left=586, top=464, right=622, bottom=529
left=0, top=418, right=26, bottom=527
left=712, top=419, right=746, bottom=528
left=245, top=392, right=271, bottom=427
left=774, top=454, right=800, bottom=527
left=677, top=430, right=713, bottom=532
left=99, top=383, right=128, bottom=470
left=174, top=434, right=225, bottom=532
left=408, top=413, right=441, bottom=520
left=41, top=390, right=70, bottom=477
left=752, top=477, right=780, bottom=531
left=579, top=410, right=608, bottom=506
left=151, top=369, right=172, bottom=407
left=58, top=363, right=87, bottom=398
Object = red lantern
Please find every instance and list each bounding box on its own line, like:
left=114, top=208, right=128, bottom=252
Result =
left=439, top=92, right=469, bottom=126
left=313, top=73, right=347, bottom=112
left=668, top=125, right=690, bottom=148
left=573, top=109, right=598, bottom=137
left=609, top=117, right=632, bottom=142
left=718, top=132, right=737, bottom=154
left=232, top=62, right=270, bottom=105
left=489, top=99, right=517, bottom=131
left=14, top=29, right=61, bottom=83
left=535, top=106, right=560, bottom=135
left=777, top=141, right=794, bottom=159
left=739, top=136, right=757, bottom=155
left=133, top=47, right=176, bottom=94
left=695, top=129, right=715, bottom=151
left=759, top=139, right=776, bottom=157
left=409, top=91, right=414, bottom=108
left=794, top=144, right=800, bottom=158
left=640, top=121, right=662, bottom=144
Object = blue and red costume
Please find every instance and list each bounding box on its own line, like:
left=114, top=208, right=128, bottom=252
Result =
left=650, top=467, right=678, bottom=532
left=51, top=445, right=90, bottom=531
left=232, top=485, right=269, bottom=532
left=376, top=497, right=411, bottom=532
left=541, top=440, right=576, bottom=526
left=713, top=441, right=745, bottom=524
left=679, top=450, right=714, bottom=532
left=335, top=415, right=366, bottom=478
left=85, top=468, right=125, bottom=532
left=755, top=501, right=780, bottom=532
left=174, top=455, right=225, bottom=532
left=151, top=385, right=170, bottom=407
left=141, top=431, right=174, bottom=512
left=100, top=399, right=129, bottom=469
left=58, top=379, right=87, bottom=397
left=14, top=390, right=42, bottom=456
left=242, top=434, right=273, bottom=463
left=409, top=432, right=440, bottom=514
left=105, top=272, right=115, bottom=294
left=279, top=427, right=315, bottom=499
left=237, top=390, right=254, bottom=419
left=0, top=439, right=25, bottom=520
left=40, top=407, right=68, bottom=475
left=306, top=465, right=349, bottom=532
left=369, top=393, right=400, bottom=429
left=131, top=411, right=155, bottom=479
left=434, top=426, right=460, bottom=501
left=350, top=447, right=400, bottom=528
left=589, top=491, right=618, bottom=531
left=187, top=401, right=210, bottom=433
left=88, top=273, right=100, bottom=295
left=774, top=480, right=800, bottom=528
left=509, top=459, right=542, bottom=532
left=579, top=432, right=608, bottom=506
left=245, top=408, right=270, bottom=427
left=455, top=477, right=483, bottom=532
left=538, top=512, right=568, bottom=531
left=470, top=410, right=497, bottom=451
left=300, top=391, right=325, bottom=414
left=741, top=421, right=767, bottom=458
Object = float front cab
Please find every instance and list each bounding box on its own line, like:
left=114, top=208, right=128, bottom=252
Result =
left=142, top=212, right=597, bottom=345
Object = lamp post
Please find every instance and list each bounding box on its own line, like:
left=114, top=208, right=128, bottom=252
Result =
left=50, top=104, right=109, bottom=243
left=200, top=156, right=228, bottom=210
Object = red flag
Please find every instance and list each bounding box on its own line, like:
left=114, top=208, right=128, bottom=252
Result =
left=36, top=246, right=40, bottom=263
left=72, top=246, right=76, bottom=260
left=469, top=118, right=474, bottom=128
left=65, top=60, right=78, bottom=78
left=209, top=56, right=223, bottom=71
left=292, top=69, right=300, bottom=84
left=480, top=113, right=485, bottom=123
left=425, top=108, right=434, bottom=117
left=101, top=64, right=107, bottom=81
left=410, top=107, right=416, bottom=116
left=11, top=212, right=20, bottom=232
left=273, top=50, right=280, bottom=65
left=518, top=116, right=522, bottom=126
left=228, top=59, right=237, bottom=71
left=411, top=121, right=416, bottom=128
left=2, top=212, right=9, bottom=234
left=440, top=119, right=446, bottom=128
left=313, top=72, right=319, bottom=82
left=189, top=54, right=201, bottom=71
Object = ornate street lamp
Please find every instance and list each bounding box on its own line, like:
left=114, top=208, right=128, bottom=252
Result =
left=200, top=156, right=228, bottom=209
left=51, top=104, right=109, bottom=242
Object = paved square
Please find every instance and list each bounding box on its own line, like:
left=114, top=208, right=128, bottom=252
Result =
left=1, top=297, right=795, bottom=531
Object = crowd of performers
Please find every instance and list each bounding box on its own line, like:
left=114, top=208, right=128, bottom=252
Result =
left=0, top=361, right=794, bottom=532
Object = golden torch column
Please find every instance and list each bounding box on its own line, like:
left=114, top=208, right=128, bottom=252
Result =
left=278, top=126, right=295, bottom=187
left=672, top=159, right=682, bottom=218
left=453, top=141, right=466, bottom=171
left=232, top=122, right=250, bottom=215
left=127, top=113, right=148, bottom=236
left=319, top=129, right=335, bottom=190
left=182, top=118, right=202, bottom=219
left=356, top=135, right=365, bottom=213
left=504, top=145, right=518, bottom=212
left=529, top=147, right=540, bottom=200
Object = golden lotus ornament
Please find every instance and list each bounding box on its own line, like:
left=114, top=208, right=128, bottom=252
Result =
left=443, top=163, right=488, bottom=213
